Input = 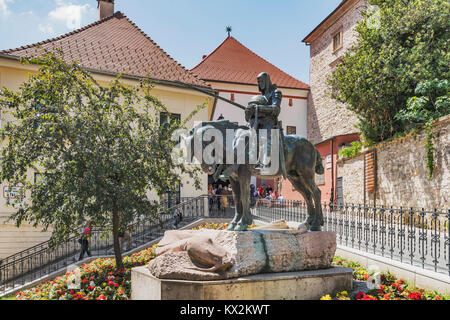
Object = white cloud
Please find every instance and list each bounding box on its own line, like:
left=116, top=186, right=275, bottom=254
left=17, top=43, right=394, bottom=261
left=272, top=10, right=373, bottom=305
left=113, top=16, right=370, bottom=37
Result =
left=0, top=0, right=14, bottom=17
left=38, top=23, right=55, bottom=35
left=48, top=1, right=92, bottom=30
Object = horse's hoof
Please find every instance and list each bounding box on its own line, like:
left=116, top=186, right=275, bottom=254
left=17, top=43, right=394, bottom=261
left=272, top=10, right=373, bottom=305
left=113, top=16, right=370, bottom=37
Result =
left=309, top=225, right=322, bottom=232
left=226, top=224, right=237, bottom=231
left=233, top=224, right=248, bottom=232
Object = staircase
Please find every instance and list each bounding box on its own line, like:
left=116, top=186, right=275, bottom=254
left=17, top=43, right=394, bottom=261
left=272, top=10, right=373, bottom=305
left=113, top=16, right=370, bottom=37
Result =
left=0, top=196, right=208, bottom=297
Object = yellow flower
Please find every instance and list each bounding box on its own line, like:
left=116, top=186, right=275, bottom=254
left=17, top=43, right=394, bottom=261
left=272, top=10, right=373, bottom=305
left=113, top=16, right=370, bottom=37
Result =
left=320, top=295, right=332, bottom=300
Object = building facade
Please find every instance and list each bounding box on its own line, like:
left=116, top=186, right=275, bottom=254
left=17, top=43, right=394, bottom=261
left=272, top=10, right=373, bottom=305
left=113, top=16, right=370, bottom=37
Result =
left=302, top=0, right=367, bottom=145
left=284, top=0, right=368, bottom=203
left=0, top=0, right=214, bottom=258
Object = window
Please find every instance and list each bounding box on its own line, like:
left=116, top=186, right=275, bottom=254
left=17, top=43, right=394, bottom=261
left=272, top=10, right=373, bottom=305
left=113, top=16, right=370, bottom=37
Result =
left=315, top=157, right=325, bottom=186
left=34, top=173, right=43, bottom=184
left=332, top=30, right=343, bottom=53
left=230, top=93, right=235, bottom=102
left=286, top=126, right=297, bottom=135
left=288, top=98, right=293, bottom=107
left=160, top=112, right=181, bottom=143
left=160, top=112, right=181, bottom=126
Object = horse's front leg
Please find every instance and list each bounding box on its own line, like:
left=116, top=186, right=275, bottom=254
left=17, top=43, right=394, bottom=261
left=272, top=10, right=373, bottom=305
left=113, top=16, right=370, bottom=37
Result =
left=235, top=171, right=253, bottom=231
left=227, top=177, right=242, bottom=231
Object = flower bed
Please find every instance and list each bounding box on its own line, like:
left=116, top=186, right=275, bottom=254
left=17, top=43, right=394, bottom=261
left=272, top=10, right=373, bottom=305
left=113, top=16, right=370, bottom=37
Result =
left=11, top=224, right=448, bottom=301
left=321, top=256, right=448, bottom=300
left=192, top=223, right=257, bottom=230
left=14, top=246, right=157, bottom=300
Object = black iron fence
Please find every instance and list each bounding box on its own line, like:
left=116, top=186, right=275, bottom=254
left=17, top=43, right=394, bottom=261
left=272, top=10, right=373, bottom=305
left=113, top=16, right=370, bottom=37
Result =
left=0, top=194, right=448, bottom=297
left=251, top=197, right=450, bottom=276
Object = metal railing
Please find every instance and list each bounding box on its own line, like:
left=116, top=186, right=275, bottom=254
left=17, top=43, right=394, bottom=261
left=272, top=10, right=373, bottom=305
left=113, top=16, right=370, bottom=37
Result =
left=251, top=197, right=450, bottom=276
left=1, top=194, right=448, bottom=296
left=0, top=196, right=206, bottom=296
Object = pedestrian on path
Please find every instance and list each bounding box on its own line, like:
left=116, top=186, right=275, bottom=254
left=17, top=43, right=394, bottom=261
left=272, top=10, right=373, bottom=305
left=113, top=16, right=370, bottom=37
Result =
left=78, top=221, right=92, bottom=261
left=173, top=208, right=183, bottom=229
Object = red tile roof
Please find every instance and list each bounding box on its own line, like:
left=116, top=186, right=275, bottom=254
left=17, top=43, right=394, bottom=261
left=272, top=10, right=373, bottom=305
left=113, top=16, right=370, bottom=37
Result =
left=1, top=12, right=208, bottom=88
left=191, top=36, right=309, bottom=90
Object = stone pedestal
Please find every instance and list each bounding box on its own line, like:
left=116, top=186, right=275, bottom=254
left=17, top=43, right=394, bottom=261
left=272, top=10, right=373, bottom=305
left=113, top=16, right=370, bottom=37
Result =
left=132, top=228, right=350, bottom=300
left=131, top=266, right=353, bottom=300
left=148, top=229, right=337, bottom=281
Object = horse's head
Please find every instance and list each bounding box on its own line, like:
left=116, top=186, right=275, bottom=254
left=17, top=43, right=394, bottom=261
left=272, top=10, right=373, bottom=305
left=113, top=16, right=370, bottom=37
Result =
left=184, top=120, right=242, bottom=174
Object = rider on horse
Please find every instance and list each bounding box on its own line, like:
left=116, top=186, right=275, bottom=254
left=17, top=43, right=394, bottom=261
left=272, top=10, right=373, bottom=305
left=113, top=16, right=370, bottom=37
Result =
left=212, top=72, right=282, bottom=180
left=246, top=72, right=282, bottom=172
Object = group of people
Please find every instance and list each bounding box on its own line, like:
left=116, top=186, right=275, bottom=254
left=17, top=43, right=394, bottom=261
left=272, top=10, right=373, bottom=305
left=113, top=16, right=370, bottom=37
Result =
left=208, top=184, right=233, bottom=210
left=251, top=184, right=284, bottom=207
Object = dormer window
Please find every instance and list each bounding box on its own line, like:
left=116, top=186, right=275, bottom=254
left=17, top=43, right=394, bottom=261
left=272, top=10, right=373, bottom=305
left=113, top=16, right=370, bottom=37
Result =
left=332, top=29, right=343, bottom=53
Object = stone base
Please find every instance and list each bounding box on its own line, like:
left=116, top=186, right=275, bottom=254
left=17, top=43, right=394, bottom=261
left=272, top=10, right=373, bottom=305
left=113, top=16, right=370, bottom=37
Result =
left=131, top=266, right=353, bottom=300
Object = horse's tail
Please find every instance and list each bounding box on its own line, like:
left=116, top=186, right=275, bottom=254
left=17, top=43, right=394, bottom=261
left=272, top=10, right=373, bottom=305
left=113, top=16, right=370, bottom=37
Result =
left=315, top=148, right=324, bottom=175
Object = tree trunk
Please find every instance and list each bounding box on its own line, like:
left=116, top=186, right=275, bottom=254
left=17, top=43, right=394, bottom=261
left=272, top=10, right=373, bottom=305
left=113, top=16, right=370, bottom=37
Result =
left=112, top=207, right=124, bottom=270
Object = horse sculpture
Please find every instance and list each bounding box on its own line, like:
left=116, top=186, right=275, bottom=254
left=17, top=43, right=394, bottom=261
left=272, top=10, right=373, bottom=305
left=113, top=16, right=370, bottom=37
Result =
left=183, top=120, right=325, bottom=232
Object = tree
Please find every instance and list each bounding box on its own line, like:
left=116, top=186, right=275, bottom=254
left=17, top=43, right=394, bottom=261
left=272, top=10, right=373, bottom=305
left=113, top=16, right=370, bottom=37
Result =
left=395, top=79, right=449, bottom=178
left=0, top=52, right=204, bottom=269
left=328, top=0, right=450, bottom=144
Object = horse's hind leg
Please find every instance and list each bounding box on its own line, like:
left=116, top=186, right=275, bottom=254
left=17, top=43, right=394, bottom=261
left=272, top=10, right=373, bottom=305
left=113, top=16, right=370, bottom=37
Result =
left=304, top=176, right=324, bottom=231
left=288, top=174, right=315, bottom=228
left=310, top=179, right=324, bottom=228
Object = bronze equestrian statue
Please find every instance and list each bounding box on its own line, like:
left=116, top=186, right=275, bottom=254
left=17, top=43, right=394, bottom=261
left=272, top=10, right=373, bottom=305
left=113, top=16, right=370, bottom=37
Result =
left=181, top=73, right=324, bottom=232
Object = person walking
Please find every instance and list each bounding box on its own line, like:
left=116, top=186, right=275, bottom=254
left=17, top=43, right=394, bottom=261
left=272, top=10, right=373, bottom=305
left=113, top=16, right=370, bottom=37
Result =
left=78, top=221, right=92, bottom=261
left=173, top=208, right=183, bottom=229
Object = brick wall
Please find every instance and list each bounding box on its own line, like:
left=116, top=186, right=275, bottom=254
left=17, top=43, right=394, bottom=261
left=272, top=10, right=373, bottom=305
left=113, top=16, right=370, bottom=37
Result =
left=337, top=115, right=450, bottom=210
left=307, top=0, right=366, bottom=144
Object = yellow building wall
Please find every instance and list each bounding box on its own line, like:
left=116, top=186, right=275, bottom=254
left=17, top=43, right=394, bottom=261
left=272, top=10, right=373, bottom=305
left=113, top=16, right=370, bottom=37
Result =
left=0, top=58, right=211, bottom=258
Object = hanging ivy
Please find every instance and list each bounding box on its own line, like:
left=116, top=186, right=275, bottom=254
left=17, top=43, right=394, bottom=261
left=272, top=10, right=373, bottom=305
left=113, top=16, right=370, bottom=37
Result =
left=425, top=121, right=435, bottom=179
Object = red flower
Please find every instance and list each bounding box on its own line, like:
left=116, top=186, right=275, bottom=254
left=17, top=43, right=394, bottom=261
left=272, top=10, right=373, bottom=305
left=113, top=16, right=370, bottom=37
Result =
left=408, top=292, right=422, bottom=300
left=97, top=294, right=106, bottom=300
left=361, top=295, right=377, bottom=300
left=355, top=291, right=365, bottom=300
left=384, top=294, right=390, bottom=300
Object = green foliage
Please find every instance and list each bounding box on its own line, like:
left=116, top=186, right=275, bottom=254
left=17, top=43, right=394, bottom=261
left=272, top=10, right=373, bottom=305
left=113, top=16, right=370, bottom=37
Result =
left=338, top=141, right=362, bottom=159
left=0, top=52, right=205, bottom=269
left=328, top=0, right=450, bottom=144
left=395, top=79, right=449, bottom=178
left=395, top=79, right=450, bottom=126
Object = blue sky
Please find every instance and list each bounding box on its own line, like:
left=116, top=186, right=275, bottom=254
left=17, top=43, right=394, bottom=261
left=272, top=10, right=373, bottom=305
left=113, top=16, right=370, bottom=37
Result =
left=0, top=0, right=342, bottom=83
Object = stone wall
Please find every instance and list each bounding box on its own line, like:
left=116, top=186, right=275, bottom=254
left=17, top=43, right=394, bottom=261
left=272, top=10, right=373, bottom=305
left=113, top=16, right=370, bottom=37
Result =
left=337, top=115, right=450, bottom=210
left=307, top=0, right=366, bottom=144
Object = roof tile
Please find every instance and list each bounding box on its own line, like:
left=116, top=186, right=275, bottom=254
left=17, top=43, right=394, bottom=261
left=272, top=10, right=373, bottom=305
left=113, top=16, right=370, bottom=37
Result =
left=191, top=36, right=309, bottom=90
left=1, top=12, right=208, bottom=88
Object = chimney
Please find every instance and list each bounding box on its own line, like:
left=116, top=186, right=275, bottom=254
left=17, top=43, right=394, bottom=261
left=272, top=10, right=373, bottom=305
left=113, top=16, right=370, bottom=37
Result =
left=98, top=0, right=114, bottom=20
